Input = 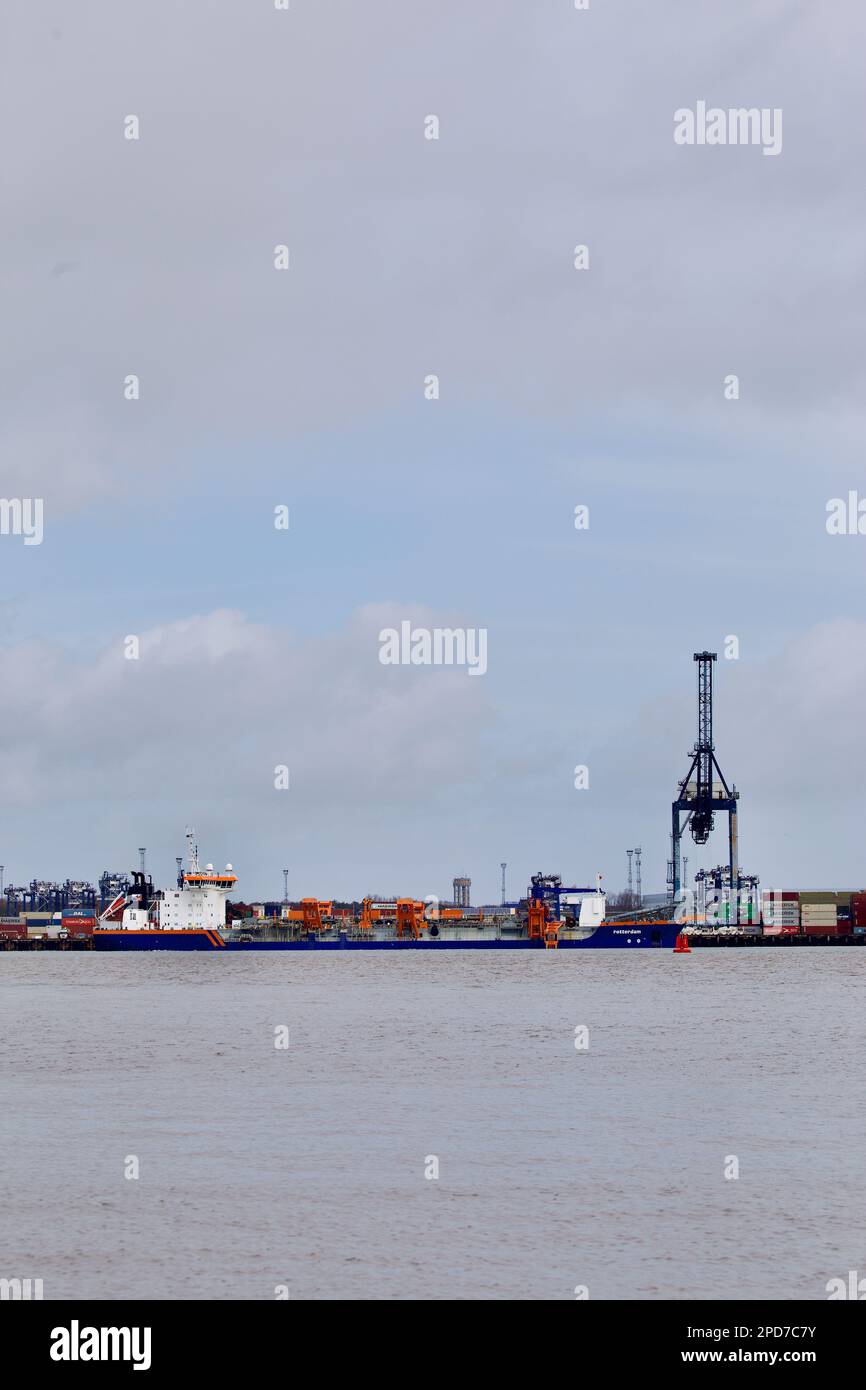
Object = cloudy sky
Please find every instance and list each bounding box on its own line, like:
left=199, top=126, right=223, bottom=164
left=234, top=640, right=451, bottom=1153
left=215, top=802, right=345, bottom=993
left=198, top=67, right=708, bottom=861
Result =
left=2, top=0, right=865, bottom=901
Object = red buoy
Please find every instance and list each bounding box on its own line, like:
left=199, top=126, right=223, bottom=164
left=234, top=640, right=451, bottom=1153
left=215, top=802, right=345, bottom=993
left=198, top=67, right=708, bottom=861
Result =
left=673, top=932, right=691, bottom=954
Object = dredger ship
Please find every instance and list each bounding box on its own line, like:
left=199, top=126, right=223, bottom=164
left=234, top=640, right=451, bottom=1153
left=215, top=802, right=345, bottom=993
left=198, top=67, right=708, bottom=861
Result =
left=91, top=834, right=679, bottom=952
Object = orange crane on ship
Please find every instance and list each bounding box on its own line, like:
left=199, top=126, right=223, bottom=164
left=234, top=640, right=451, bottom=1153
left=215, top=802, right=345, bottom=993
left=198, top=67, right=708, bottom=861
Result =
left=526, top=898, right=561, bottom=950
left=395, top=899, right=426, bottom=939
left=357, top=898, right=426, bottom=937
left=281, top=899, right=334, bottom=932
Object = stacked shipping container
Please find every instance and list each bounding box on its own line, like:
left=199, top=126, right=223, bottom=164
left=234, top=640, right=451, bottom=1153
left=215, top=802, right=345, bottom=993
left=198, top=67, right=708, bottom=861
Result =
left=761, top=891, right=799, bottom=933
left=60, top=910, right=96, bottom=937
left=799, top=891, right=840, bottom=935
left=759, top=891, right=866, bottom=934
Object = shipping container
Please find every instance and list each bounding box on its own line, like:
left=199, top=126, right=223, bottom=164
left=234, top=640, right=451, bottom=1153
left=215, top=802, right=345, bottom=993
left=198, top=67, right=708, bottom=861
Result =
left=61, top=917, right=95, bottom=935
left=799, top=891, right=838, bottom=904
left=852, top=893, right=866, bottom=926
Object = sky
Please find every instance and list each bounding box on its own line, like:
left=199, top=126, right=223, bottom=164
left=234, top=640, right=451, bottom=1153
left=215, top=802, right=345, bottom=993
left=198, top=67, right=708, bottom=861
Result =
left=2, top=0, right=866, bottom=901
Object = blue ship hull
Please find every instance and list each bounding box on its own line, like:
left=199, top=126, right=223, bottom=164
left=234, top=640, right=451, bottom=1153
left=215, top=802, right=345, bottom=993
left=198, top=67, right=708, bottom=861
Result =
left=94, top=922, right=681, bottom=951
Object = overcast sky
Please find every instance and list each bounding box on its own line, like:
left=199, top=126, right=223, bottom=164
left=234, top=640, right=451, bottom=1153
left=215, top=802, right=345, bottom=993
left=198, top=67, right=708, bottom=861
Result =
left=2, top=0, right=866, bottom=901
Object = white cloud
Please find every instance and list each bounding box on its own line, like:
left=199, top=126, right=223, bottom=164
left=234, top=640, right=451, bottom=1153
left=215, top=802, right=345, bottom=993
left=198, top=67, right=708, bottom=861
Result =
left=0, top=604, right=493, bottom=891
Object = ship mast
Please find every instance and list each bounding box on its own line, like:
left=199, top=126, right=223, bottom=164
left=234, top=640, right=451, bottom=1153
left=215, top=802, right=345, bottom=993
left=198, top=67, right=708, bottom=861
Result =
left=185, top=827, right=199, bottom=874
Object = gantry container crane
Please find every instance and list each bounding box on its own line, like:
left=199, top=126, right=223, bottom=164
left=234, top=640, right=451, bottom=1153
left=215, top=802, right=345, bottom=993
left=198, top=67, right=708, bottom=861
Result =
left=671, top=652, right=739, bottom=902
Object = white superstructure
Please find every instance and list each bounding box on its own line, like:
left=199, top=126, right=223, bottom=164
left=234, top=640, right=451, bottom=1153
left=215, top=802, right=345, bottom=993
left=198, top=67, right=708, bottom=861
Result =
left=105, top=829, right=237, bottom=932
left=577, top=873, right=606, bottom=930
left=157, top=829, right=237, bottom=930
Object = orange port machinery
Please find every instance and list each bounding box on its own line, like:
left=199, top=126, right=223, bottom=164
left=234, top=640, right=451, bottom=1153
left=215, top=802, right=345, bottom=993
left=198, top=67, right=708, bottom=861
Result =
left=282, top=899, right=334, bottom=933
left=395, top=899, right=426, bottom=939
left=527, top=899, right=561, bottom=949
left=358, top=897, right=426, bottom=938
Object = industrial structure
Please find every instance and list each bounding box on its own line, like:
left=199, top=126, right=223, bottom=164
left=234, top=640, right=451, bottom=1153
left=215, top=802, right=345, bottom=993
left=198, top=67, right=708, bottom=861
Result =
left=695, top=866, right=760, bottom=926
left=453, top=876, right=471, bottom=908
left=624, top=847, right=643, bottom=909
left=671, top=652, right=740, bottom=903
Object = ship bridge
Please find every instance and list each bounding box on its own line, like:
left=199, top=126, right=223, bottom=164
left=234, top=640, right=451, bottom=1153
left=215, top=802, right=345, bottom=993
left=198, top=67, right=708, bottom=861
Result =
left=182, top=831, right=237, bottom=892
left=183, top=869, right=236, bottom=889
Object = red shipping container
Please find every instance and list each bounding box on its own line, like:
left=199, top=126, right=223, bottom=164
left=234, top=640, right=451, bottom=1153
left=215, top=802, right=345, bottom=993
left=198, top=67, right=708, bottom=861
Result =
left=61, top=917, right=95, bottom=936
